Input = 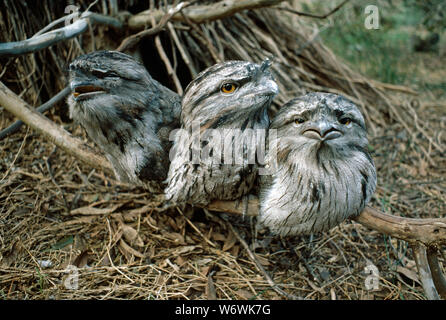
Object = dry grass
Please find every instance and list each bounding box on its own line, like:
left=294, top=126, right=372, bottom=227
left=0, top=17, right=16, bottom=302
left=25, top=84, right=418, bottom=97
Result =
left=0, top=0, right=445, bottom=300
left=0, top=104, right=444, bottom=299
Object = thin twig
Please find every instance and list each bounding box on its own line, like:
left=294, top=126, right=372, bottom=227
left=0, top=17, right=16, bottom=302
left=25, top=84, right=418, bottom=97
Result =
left=275, top=0, right=351, bottom=19
left=208, top=209, right=302, bottom=300
left=116, top=2, right=190, bottom=52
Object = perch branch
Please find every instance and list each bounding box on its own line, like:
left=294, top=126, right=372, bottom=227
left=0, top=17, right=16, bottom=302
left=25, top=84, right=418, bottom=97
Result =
left=0, top=12, right=122, bottom=56
left=128, top=0, right=286, bottom=30
left=427, top=247, right=446, bottom=299
left=207, top=198, right=446, bottom=247
left=0, top=86, right=71, bottom=140
left=412, top=243, right=440, bottom=300
left=0, top=81, right=113, bottom=175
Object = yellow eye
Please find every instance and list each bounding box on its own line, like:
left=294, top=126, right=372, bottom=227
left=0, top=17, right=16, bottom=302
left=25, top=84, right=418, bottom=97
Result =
left=221, top=83, right=237, bottom=94
left=340, top=118, right=352, bottom=125
left=294, top=118, right=305, bottom=124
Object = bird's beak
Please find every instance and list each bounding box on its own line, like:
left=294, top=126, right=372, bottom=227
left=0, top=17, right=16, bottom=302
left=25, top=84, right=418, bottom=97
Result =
left=254, top=58, right=279, bottom=97
left=303, top=121, right=342, bottom=141
left=70, top=81, right=105, bottom=100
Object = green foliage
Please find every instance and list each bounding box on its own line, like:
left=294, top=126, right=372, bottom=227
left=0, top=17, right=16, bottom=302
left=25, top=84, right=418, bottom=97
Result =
left=311, top=0, right=443, bottom=85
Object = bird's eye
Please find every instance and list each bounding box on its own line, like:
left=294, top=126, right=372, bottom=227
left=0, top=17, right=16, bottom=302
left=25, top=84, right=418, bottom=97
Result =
left=221, top=83, right=237, bottom=94
left=106, top=71, right=119, bottom=78
left=294, top=117, right=306, bottom=124
left=340, top=118, right=352, bottom=125
left=92, top=70, right=108, bottom=78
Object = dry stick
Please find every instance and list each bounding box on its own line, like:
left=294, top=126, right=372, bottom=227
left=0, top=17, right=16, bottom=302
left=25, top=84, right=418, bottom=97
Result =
left=207, top=198, right=446, bottom=247
left=150, top=12, right=184, bottom=95
left=276, top=0, right=351, bottom=19
left=181, top=13, right=222, bottom=63
left=0, top=86, right=70, bottom=140
left=167, top=22, right=198, bottom=78
left=116, top=2, right=190, bottom=53
left=426, top=247, right=446, bottom=299
left=412, top=243, right=440, bottom=300
left=128, top=0, right=287, bottom=29
left=207, top=209, right=302, bottom=300
left=0, top=12, right=122, bottom=56
left=0, top=81, right=113, bottom=175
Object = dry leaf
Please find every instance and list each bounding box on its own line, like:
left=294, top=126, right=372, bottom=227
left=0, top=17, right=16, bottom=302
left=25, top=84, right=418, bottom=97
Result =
left=121, top=223, right=144, bottom=247
left=222, top=232, right=237, bottom=252
left=119, top=239, right=146, bottom=259
left=70, top=203, right=121, bottom=215
left=396, top=266, right=421, bottom=285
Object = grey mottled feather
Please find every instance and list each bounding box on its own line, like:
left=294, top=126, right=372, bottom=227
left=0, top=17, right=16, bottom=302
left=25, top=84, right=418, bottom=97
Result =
left=258, top=92, right=377, bottom=235
left=67, top=51, right=180, bottom=191
left=165, top=60, right=278, bottom=206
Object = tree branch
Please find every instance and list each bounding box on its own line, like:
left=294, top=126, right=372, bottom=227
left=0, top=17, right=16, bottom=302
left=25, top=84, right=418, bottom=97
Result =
left=116, top=2, right=190, bottom=52
left=412, top=243, right=440, bottom=300
left=0, top=81, right=113, bottom=174
left=206, top=198, right=446, bottom=247
left=128, top=0, right=286, bottom=30
left=0, top=86, right=71, bottom=140
left=0, top=12, right=122, bottom=56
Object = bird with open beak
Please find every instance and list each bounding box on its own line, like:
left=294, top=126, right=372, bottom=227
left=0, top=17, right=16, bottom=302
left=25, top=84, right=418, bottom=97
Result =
left=67, top=50, right=181, bottom=191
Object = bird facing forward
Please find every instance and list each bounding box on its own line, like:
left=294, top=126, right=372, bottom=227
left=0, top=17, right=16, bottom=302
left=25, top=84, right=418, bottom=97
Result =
left=67, top=50, right=181, bottom=191
left=258, top=92, right=376, bottom=236
left=164, top=60, right=279, bottom=206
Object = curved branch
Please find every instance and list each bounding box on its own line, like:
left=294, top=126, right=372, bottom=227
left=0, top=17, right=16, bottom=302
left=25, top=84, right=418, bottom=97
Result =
left=0, top=87, right=71, bottom=140
left=0, top=81, right=113, bottom=174
left=206, top=198, right=446, bottom=247
left=128, top=0, right=286, bottom=30
left=412, top=243, right=440, bottom=300
left=427, top=247, right=446, bottom=299
left=0, top=12, right=122, bottom=56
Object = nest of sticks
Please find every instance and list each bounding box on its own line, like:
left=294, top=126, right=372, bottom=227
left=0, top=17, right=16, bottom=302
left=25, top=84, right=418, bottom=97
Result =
left=0, top=0, right=445, bottom=299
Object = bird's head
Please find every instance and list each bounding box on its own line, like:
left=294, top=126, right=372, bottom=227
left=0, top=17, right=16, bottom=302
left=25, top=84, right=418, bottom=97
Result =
left=181, top=59, right=278, bottom=127
left=271, top=92, right=368, bottom=161
left=67, top=51, right=155, bottom=118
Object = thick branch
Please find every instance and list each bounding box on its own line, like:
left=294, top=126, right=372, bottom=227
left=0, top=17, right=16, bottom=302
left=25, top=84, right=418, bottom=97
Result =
left=128, top=0, right=285, bottom=30
left=412, top=244, right=440, bottom=300
left=0, top=87, right=71, bottom=140
left=427, top=247, right=446, bottom=299
left=206, top=199, right=446, bottom=247
left=0, top=81, right=113, bottom=174
left=0, top=12, right=122, bottom=56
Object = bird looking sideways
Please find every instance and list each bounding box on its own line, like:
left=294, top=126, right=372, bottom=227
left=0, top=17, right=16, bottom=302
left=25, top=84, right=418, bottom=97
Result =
left=67, top=51, right=181, bottom=191
left=164, top=59, right=279, bottom=206
left=258, top=92, right=377, bottom=236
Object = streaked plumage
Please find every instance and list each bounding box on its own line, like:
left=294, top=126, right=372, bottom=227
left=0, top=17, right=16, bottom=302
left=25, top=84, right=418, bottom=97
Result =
left=165, top=60, right=279, bottom=206
left=67, top=50, right=181, bottom=191
left=259, top=92, right=376, bottom=235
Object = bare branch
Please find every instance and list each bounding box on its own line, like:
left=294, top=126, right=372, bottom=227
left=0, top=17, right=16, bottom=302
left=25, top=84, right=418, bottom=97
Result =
left=116, top=2, right=190, bottom=53
left=275, top=0, right=351, bottom=19
left=0, top=86, right=71, bottom=140
left=412, top=243, right=440, bottom=300
left=205, top=198, right=446, bottom=247
left=0, top=81, right=113, bottom=175
left=427, top=247, right=446, bottom=299
left=0, top=12, right=122, bottom=56
left=128, top=0, right=286, bottom=30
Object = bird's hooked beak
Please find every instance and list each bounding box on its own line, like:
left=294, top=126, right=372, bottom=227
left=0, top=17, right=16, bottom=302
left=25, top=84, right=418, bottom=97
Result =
left=303, top=121, right=342, bottom=141
left=253, top=58, right=278, bottom=96
left=70, top=81, right=106, bottom=101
